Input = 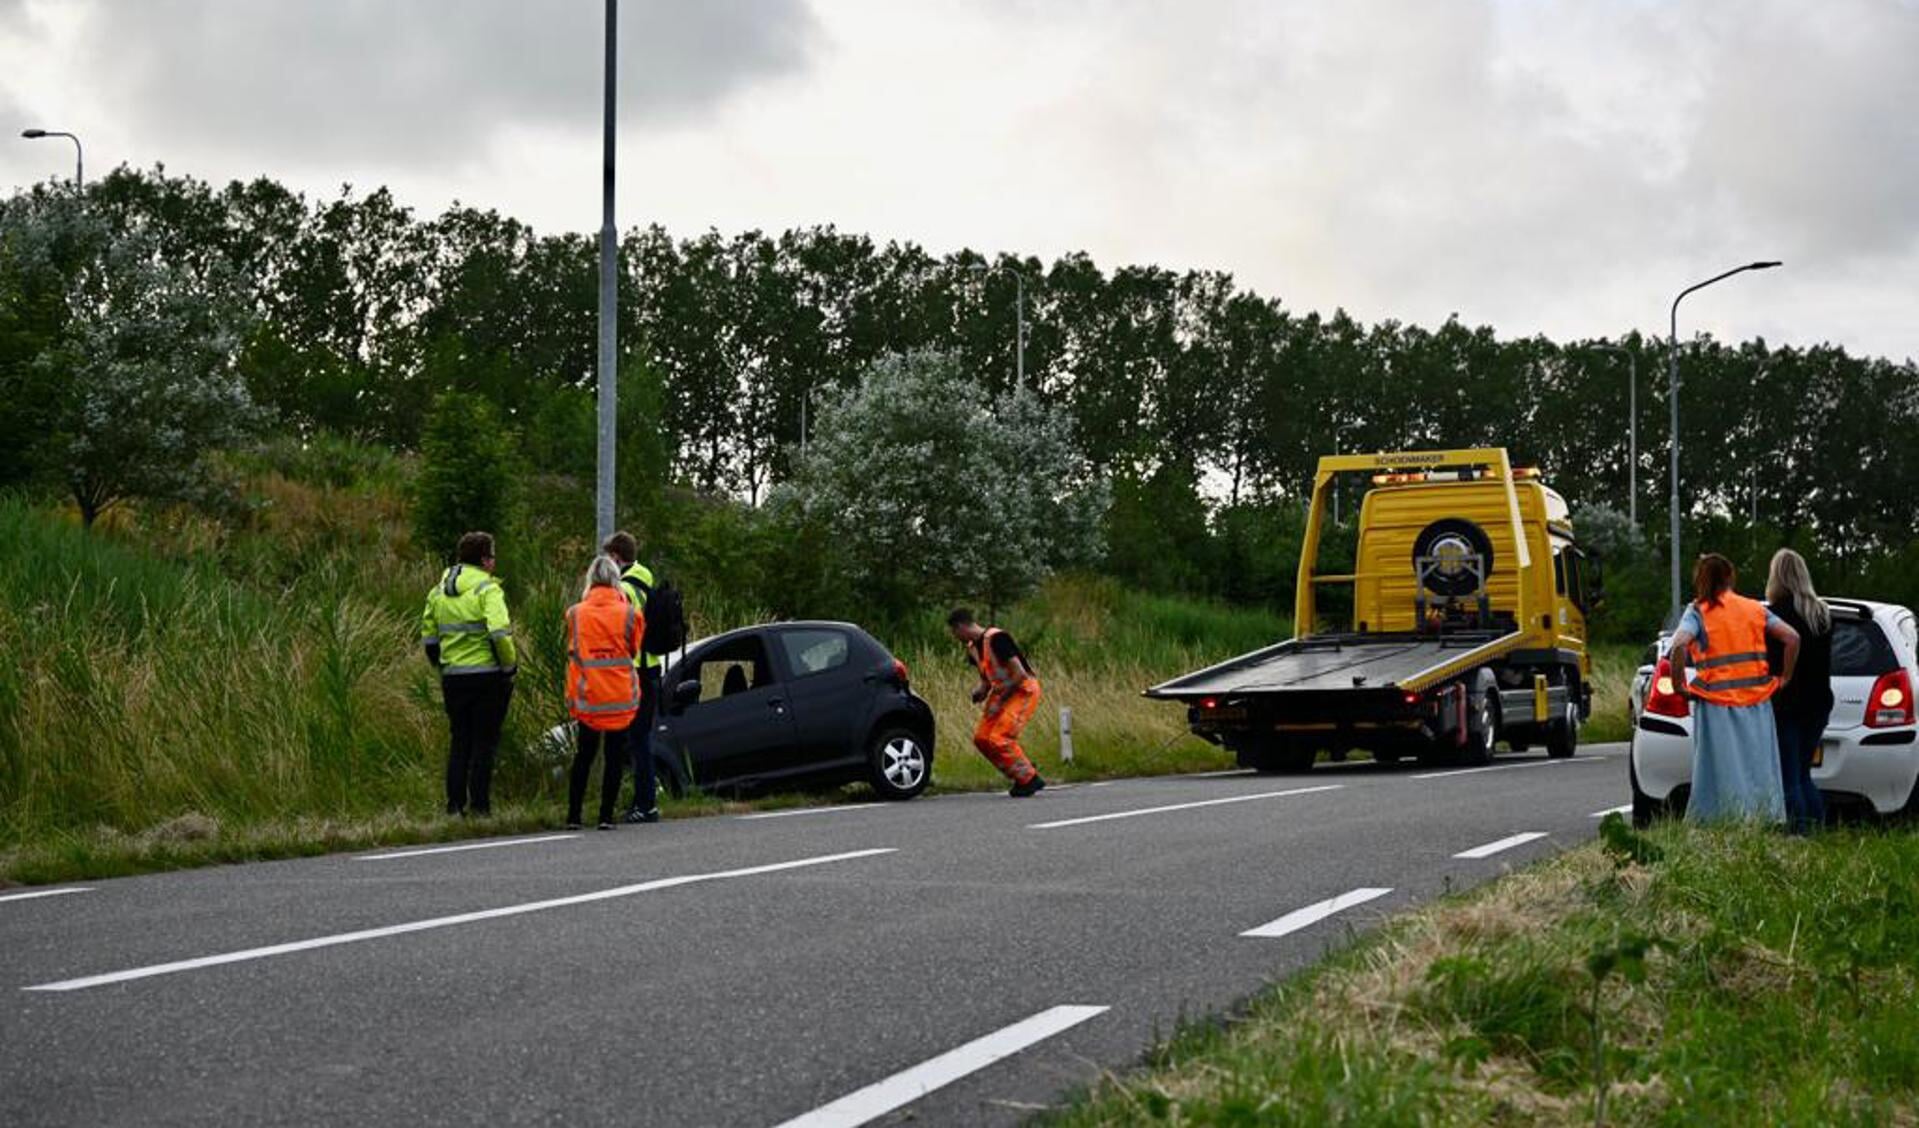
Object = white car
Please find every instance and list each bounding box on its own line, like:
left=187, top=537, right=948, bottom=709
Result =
left=1629, top=597, right=1919, bottom=824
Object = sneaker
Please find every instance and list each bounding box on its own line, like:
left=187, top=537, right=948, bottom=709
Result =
left=597, top=821, right=617, bottom=831
left=564, top=821, right=584, bottom=831
left=1009, top=775, right=1047, bottom=798
left=625, top=808, right=661, bottom=824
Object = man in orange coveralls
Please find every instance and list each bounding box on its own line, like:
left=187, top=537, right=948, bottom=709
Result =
left=947, top=608, right=1046, bottom=797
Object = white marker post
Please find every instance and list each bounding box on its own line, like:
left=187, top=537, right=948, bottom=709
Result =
left=1058, top=706, right=1074, bottom=764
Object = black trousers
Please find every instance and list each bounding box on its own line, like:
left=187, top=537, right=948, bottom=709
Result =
left=442, top=672, right=514, bottom=815
left=569, top=724, right=629, bottom=825
left=626, top=665, right=662, bottom=814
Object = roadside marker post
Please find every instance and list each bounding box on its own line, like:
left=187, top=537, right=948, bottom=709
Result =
left=1059, top=706, right=1074, bottom=763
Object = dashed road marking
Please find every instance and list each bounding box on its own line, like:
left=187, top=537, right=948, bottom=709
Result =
left=25, top=849, right=897, bottom=993
left=0, top=887, right=92, bottom=905
left=1241, top=887, right=1394, bottom=939
left=1454, top=831, right=1550, bottom=859
left=1027, top=785, right=1342, bottom=830
left=354, top=834, right=580, bottom=860
left=771, top=1004, right=1110, bottom=1128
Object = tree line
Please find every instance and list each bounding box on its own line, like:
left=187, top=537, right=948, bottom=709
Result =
left=3, top=166, right=1916, bottom=624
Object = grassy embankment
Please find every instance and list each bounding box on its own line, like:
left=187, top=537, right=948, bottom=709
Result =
left=0, top=435, right=1642, bottom=885
left=1052, top=819, right=1919, bottom=1125
left=0, top=467, right=1294, bottom=884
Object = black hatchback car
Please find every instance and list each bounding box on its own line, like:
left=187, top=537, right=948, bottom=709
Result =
left=650, top=621, right=935, bottom=800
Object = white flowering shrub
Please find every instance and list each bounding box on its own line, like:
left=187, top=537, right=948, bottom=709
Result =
left=776, top=349, right=1106, bottom=619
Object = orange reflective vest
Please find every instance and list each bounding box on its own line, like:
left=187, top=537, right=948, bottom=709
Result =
left=566, top=587, right=644, bottom=731
left=1687, top=593, right=1777, bottom=707
left=974, top=627, right=1030, bottom=696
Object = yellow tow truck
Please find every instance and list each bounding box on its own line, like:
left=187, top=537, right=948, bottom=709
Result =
left=1146, top=448, right=1597, bottom=770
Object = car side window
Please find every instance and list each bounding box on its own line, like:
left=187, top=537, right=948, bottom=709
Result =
left=778, top=629, right=851, bottom=679
left=693, top=634, right=777, bottom=704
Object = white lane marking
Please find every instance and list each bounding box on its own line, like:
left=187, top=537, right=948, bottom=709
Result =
left=25, top=849, right=895, bottom=993
left=737, top=804, right=884, bottom=821
left=354, top=834, right=580, bottom=860
left=1410, top=759, right=1564, bottom=780
left=1181, top=768, right=1258, bottom=779
left=1087, top=781, right=1118, bottom=788
left=1241, top=887, right=1394, bottom=939
left=1028, top=785, right=1343, bottom=830
left=1590, top=804, right=1634, bottom=818
left=772, top=1005, right=1109, bottom=1128
left=1409, top=754, right=1614, bottom=781
left=1454, top=832, right=1550, bottom=859
left=0, top=887, right=92, bottom=905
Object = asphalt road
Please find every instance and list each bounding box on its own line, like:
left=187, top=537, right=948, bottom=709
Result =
left=2, top=745, right=1632, bottom=1127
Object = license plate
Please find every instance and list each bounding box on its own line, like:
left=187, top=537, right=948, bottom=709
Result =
left=1199, top=707, right=1248, bottom=723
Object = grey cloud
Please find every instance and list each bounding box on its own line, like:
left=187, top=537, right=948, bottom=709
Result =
left=58, top=0, right=819, bottom=167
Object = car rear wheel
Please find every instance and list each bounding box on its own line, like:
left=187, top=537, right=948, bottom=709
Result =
left=868, top=727, right=931, bottom=800
left=1628, top=746, right=1658, bottom=829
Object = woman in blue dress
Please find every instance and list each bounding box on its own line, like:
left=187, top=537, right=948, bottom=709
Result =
left=1669, top=553, right=1800, bottom=824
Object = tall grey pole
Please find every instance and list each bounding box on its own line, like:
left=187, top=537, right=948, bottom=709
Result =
left=594, top=0, right=619, bottom=544
left=1592, top=345, right=1637, bottom=527
left=19, top=129, right=82, bottom=185
left=1666, top=260, right=1782, bottom=613
left=1014, top=270, right=1026, bottom=391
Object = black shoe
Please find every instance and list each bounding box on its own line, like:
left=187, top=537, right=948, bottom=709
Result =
left=597, top=820, right=617, bottom=831
left=624, top=807, right=661, bottom=824
left=564, top=821, right=584, bottom=831
left=1009, top=776, right=1046, bottom=798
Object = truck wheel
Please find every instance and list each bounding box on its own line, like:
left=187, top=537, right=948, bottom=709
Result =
left=1238, top=739, right=1317, bottom=774
left=1547, top=702, right=1579, bottom=759
left=1459, top=688, right=1499, bottom=767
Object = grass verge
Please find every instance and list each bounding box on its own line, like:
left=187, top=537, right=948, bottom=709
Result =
left=1048, top=819, right=1919, bottom=1126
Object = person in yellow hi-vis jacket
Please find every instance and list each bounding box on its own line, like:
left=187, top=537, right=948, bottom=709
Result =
left=420, top=531, right=518, bottom=816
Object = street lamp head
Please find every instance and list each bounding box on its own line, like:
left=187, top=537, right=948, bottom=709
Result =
left=21, top=128, right=48, bottom=138
left=1750, top=260, right=1783, bottom=270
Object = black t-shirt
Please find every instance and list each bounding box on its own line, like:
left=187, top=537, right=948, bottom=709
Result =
left=971, top=630, right=1032, bottom=674
left=1768, top=595, right=1835, bottom=721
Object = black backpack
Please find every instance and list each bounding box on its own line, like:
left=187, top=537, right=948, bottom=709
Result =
left=635, top=578, right=687, bottom=657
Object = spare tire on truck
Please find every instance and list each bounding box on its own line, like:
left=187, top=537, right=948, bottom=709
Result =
left=1412, top=518, right=1496, bottom=598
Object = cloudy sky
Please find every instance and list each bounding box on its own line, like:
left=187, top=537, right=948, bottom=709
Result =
left=3, top=0, right=1915, bottom=361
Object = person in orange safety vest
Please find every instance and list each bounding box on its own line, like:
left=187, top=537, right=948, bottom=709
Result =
left=948, top=608, right=1046, bottom=797
left=1669, top=552, right=1799, bottom=824
left=564, top=555, right=646, bottom=829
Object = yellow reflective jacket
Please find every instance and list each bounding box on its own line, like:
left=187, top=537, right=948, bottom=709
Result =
left=420, top=565, right=517, bottom=675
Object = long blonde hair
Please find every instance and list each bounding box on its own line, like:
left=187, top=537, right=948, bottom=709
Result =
left=581, top=554, right=623, bottom=600
left=1766, top=548, right=1830, bottom=635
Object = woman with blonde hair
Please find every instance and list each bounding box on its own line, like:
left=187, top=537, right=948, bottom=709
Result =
left=1670, top=553, right=1798, bottom=823
left=562, top=555, right=646, bottom=830
left=1767, top=548, right=1833, bottom=833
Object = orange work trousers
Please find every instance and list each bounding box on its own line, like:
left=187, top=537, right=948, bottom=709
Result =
left=974, top=678, right=1042, bottom=784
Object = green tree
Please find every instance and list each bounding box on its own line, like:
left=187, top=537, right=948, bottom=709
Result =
left=776, top=349, right=1106, bottom=621
left=3, top=189, right=259, bottom=526
left=412, top=390, right=523, bottom=561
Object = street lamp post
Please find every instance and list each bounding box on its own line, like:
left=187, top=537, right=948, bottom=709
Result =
left=594, top=0, right=618, bottom=544
left=1591, top=344, right=1638, bottom=527
left=1666, top=260, right=1781, bottom=612
left=20, top=128, right=82, bottom=185
left=969, top=261, right=1026, bottom=390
